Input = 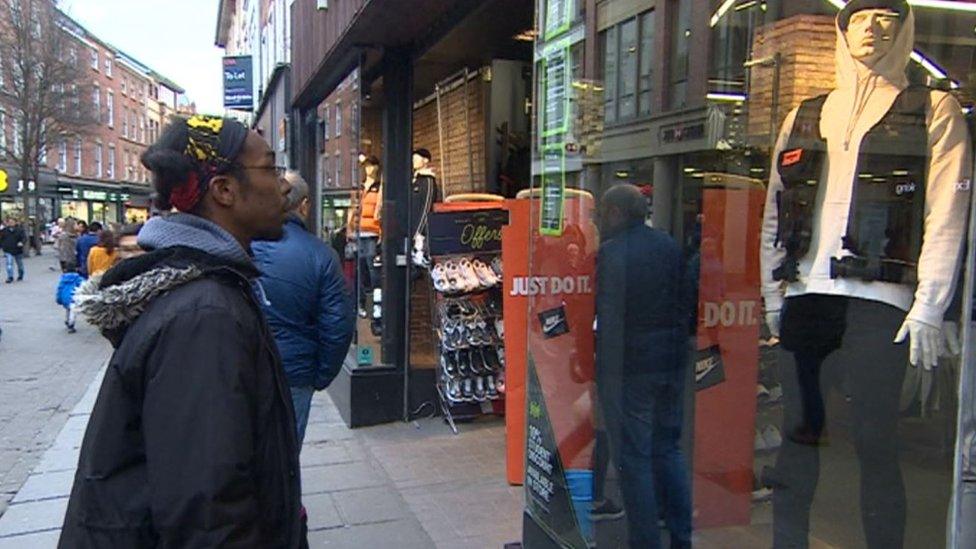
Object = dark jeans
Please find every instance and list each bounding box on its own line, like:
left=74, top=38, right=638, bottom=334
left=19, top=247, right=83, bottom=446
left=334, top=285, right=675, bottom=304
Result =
left=600, top=370, right=692, bottom=549
left=774, top=296, right=907, bottom=548
left=357, top=236, right=380, bottom=309
left=289, top=386, right=315, bottom=447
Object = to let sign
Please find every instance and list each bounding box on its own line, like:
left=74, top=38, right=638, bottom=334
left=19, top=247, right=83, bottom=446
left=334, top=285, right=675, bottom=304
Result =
left=223, top=56, right=254, bottom=111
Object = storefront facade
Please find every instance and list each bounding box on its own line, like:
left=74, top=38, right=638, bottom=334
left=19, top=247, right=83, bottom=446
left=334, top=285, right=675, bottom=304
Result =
left=289, top=0, right=976, bottom=546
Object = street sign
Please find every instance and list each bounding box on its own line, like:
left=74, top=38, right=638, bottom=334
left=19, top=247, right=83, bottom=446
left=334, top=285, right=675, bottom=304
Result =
left=223, top=56, right=254, bottom=111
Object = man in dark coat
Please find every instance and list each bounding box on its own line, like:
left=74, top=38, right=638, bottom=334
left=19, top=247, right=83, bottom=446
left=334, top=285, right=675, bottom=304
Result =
left=0, top=217, right=26, bottom=282
left=595, top=184, right=692, bottom=549
left=253, top=170, right=355, bottom=445
left=75, top=222, right=101, bottom=278
left=60, top=115, right=304, bottom=548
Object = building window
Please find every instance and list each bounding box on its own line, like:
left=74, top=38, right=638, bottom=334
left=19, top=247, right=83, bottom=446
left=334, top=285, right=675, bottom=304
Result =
left=92, top=86, right=100, bottom=115
left=668, top=0, right=691, bottom=109
left=73, top=139, right=81, bottom=175
left=0, top=110, right=6, bottom=152
left=90, top=48, right=98, bottom=70
left=58, top=139, right=66, bottom=172
left=107, top=144, right=115, bottom=178
left=335, top=104, right=342, bottom=138
left=601, top=9, right=655, bottom=123
left=335, top=153, right=342, bottom=187
left=122, top=107, right=128, bottom=138
left=94, top=143, right=102, bottom=177
left=121, top=78, right=126, bottom=95
left=68, top=47, right=77, bottom=66
left=12, top=116, right=20, bottom=156
left=104, top=58, right=112, bottom=77
left=106, top=91, right=114, bottom=127
left=139, top=117, right=145, bottom=143
left=323, top=109, right=330, bottom=141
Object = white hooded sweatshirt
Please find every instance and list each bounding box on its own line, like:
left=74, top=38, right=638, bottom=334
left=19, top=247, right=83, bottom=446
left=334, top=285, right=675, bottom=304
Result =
left=760, top=7, right=972, bottom=327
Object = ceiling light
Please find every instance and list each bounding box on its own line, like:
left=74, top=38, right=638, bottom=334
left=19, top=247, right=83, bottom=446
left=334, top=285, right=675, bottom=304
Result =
left=513, top=29, right=538, bottom=42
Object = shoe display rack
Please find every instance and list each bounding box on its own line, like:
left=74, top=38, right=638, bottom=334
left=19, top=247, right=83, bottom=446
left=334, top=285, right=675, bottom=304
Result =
left=429, top=255, right=506, bottom=432
left=423, top=204, right=509, bottom=433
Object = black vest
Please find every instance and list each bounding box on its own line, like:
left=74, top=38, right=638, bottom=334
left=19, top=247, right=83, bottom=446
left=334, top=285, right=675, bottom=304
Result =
left=773, top=85, right=929, bottom=285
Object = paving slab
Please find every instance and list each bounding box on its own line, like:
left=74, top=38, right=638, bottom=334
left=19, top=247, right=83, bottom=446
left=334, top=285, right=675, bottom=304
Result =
left=0, top=529, right=60, bottom=549
left=0, top=498, right=68, bottom=537
left=330, top=486, right=411, bottom=526
left=306, top=519, right=434, bottom=549
left=11, top=470, right=75, bottom=503
left=302, top=492, right=344, bottom=531
left=301, top=461, right=387, bottom=495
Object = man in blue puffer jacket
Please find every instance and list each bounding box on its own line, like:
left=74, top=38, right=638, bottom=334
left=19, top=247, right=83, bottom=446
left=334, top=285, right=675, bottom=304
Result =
left=253, top=170, right=355, bottom=445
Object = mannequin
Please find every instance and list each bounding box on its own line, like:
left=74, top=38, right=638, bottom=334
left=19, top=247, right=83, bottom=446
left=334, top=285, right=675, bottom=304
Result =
left=349, top=155, right=383, bottom=318
left=760, top=1, right=971, bottom=547
left=410, top=148, right=441, bottom=267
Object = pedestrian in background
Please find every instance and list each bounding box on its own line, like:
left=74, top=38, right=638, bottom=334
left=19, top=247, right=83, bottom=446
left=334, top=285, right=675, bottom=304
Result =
left=55, top=219, right=79, bottom=272
left=56, top=266, right=83, bottom=333
left=1, top=217, right=26, bottom=283
left=595, top=184, right=693, bottom=549
left=75, top=221, right=100, bottom=278
left=253, top=170, right=355, bottom=445
left=86, top=229, right=117, bottom=277
left=60, top=115, right=303, bottom=548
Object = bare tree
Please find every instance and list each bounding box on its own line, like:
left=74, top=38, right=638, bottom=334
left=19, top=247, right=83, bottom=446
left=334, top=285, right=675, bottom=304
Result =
left=0, top=0, right=96, bottom=220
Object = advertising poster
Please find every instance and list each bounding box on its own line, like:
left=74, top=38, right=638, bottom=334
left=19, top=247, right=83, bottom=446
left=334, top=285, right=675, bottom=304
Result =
left=523, top=194, right=598, bottom=546
left=692, top=175, right=764, bottom=527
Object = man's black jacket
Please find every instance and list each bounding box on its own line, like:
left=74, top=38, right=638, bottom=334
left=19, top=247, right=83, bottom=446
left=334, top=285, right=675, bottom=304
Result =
left=0, top=225, right=25, bottom=254
left=58, top=247, right=303, bottom=548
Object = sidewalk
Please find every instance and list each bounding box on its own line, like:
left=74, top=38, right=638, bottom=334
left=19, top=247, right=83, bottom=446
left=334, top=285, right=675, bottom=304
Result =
left=0, top=365, right=523, bottom=548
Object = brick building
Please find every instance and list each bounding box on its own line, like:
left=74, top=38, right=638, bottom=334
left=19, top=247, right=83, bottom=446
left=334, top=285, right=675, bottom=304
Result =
left=0, top=5, right=191, bottom=225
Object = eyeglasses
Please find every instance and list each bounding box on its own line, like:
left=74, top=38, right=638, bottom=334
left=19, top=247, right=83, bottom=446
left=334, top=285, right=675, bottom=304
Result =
left=239, top=165, right=288, bottom=178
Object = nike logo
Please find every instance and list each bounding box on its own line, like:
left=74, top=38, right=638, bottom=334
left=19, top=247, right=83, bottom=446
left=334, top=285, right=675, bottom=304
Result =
left=542, top=315, right=564, bottom=334
left=695, top=355, right=718, bottom=382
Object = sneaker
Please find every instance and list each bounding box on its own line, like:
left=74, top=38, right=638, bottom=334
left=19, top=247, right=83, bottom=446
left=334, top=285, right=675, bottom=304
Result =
left=474, top=377, right=487, bottom=401
left=751, top=487, right=773, bottom=503
left=4, top=279, right=10, bottom=284
left=461, top=378, right=475, bottom=402
left=591, top=499, right=625, bottom=521
left=67, top=325, right=77, bottom=334
left=446, top=379, right=464, bottom=403
left=755, top=425, right=782, bottom=453
left=486, top=375, right=499, bottom=399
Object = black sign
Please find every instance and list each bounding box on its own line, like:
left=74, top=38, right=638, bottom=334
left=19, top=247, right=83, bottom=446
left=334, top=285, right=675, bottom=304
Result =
left=223, top=56, right=254, bottom=111
left=427, top=208, right=509, bottom=257
left=660, top=122, right=706, bottom=144
left=538, top=305, right=570, bottom=339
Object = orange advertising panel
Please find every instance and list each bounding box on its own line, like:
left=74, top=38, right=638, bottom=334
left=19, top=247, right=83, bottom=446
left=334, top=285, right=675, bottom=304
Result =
left=692, top=177, right=765, bottom=527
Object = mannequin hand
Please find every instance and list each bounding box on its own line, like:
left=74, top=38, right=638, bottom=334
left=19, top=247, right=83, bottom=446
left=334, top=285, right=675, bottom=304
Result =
left=894, top=319, right=943, bottom=371
left=766, top=310, right=781, bottom=338
left=942, top=321, right=961, bottom=358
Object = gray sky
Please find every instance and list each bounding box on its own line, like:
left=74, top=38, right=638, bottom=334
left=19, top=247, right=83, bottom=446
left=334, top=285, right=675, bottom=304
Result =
left=59, top=0, right=225, bottom=114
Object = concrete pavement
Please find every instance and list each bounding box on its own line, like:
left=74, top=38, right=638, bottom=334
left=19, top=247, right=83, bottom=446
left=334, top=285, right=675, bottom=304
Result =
left=0, top=251, right=112, bottom=516
left=0, top=364, right=523, bottom=548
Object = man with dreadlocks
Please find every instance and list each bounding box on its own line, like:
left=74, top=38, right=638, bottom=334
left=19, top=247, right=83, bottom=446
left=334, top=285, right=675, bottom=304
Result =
left=59, top=116, right=304, bottom=548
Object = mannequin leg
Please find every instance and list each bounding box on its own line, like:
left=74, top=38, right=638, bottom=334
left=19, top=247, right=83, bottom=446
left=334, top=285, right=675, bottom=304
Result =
left=845, top=299, right=907, bottom=548
left=772, top=347, right=826, bottom=548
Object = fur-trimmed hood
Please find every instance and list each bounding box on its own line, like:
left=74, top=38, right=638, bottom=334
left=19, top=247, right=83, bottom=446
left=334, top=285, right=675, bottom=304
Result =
left=73, top=246, right=259, bottom=346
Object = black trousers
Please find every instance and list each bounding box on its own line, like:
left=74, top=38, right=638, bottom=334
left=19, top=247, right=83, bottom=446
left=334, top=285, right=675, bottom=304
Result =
left=773, top=295, right=908, bottom=548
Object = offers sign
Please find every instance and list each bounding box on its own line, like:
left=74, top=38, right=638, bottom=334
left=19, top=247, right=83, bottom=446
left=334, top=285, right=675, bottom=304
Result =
left=223, top=56, right=254, bottom=111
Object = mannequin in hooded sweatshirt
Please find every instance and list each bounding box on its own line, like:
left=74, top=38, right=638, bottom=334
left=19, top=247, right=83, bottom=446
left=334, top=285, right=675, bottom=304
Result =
left=760, top=1, right=971, bottom=547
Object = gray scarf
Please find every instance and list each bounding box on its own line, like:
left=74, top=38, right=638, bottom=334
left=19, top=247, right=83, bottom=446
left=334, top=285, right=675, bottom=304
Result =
left=138, top=213, right=251, bottom=267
